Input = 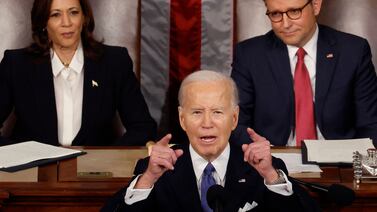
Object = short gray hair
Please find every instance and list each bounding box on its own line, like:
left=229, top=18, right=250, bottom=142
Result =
left=178, top=70, right=239, bottom=107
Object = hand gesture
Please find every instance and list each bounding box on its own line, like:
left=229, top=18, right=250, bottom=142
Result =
left=135, top=134, right=183, bottom=188
left=242, top=128, right=278, bottom=183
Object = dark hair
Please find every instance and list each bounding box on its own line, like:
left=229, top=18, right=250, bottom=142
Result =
left=28, top=0, right=103, bottom=60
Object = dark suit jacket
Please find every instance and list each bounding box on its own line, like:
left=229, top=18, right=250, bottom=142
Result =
left=231, top=25, right=377, bottom=146
left=0, top=45, right=156, bottom=146
left=102, top=144, right=318, bottom=211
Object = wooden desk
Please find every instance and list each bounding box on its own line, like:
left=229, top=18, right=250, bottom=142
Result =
left=300, top=166, right=377, bottom=211
left=1, top=147, right=377, bottom=211
left=0, top=147, right=146, bottom=212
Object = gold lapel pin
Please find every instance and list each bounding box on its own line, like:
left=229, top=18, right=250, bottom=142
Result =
left=326, top=53, right=334, bottom=58
left=92, top=80, right=98, bottom=87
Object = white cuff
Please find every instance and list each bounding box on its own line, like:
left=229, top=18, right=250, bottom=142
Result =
left=124, top=174, right=154, bottom=205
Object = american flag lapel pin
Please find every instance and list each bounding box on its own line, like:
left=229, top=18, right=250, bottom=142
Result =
left=326, top=53, right=334, bottom=59
left=238, top=178, right=246, bottom=183
left=92, top=80, right=98, bottom=87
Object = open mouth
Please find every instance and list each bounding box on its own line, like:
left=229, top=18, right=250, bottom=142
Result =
left=200, top=136, right=217, bottom=143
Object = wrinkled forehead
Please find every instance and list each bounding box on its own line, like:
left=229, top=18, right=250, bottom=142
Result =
left=181, top=80, right=232, bottom=105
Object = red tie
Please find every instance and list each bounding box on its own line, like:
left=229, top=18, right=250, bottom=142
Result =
left=294, top=48, right=317, bottom=146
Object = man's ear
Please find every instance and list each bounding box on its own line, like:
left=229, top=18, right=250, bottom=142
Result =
left=232, top=106, right=239, bottom=130
left=312, top=0, right=323, bottom=16
left=178, top=106, right=186, bottom=131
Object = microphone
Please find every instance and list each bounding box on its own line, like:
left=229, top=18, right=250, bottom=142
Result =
left=207, top=184, right=226, bottom=212
left=290, top=177, right=355, bottom=206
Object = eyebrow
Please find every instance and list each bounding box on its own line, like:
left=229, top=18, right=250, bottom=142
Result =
left=50, top=7, right=80, bottom=12
left=268, top=5, right=302, bottom=13
left=190, top=108, right=204, bottom=111
left=190, top=107, right=225, bottom=111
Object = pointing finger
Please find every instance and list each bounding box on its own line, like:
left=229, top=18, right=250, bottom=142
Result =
left=247, top=128, right=266, bottom=143
left=156, top=134, right=172, bottom=146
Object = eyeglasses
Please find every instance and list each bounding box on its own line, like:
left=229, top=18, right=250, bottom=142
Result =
left=266, top=0, right=312, bottom=23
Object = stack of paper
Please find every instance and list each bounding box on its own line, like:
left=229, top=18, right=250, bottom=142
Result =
left=272, top=153, right=322, bottom=178
left=302, top=138, right=374, bottom=164
left=0, top=141, right=85, bottom=172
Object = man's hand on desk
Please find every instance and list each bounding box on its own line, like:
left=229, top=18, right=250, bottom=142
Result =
left=135, top=134, right=183, bottom=189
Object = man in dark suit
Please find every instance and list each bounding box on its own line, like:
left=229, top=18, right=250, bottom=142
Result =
left=231, top=0, right=377, bottom=146
left=102, top=70, right=317, bottom=211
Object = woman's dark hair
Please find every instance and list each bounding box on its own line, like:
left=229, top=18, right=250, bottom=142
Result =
left=28, top=0, right=103, bottom=60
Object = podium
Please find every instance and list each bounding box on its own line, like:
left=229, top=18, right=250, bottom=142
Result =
left=1, top=147, right=377, bottom=211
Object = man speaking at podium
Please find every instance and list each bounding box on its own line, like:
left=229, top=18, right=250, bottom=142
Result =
left=102, top=70, right=317, bottom=211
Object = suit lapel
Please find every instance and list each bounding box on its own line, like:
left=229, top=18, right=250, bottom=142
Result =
left=267, top=36, right=295, bottom=120
left=315, top=26, right=337, bottom=128
left=72, top=57, right=102, bottom=145
left=168, top=145, right=260, bottom=211
left=32, top=58, right=59, bottom=145
left=169, top=149, right=202, bottom=211
left=224, top=145, right=259, bottom=210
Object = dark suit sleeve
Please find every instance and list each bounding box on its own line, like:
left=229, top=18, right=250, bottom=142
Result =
left=100, top=186, right=128, bottom=212
left=101, top=187, right=156, bottom=212
left=0, top=51, right=15, bottom=145
left=230, top=43, right=256, bottom=146
left=101, top=158, right=155, bottom=212
left=113, top=48, right=157, bottom=146
left=352, top=39, right=377, bottom=146
left=101, top=176, right=156, bottom=212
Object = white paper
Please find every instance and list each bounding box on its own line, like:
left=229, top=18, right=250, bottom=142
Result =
left=0, top=141, right=83, bottom=168
left=304, top=138, right=374, bottom=163
left=272, top=153, right=322, bottom=174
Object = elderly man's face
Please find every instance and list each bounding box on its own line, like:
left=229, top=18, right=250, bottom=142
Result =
left=178, top=80, right=239, bottom=162
left=265, top=0, right=322, bottom=47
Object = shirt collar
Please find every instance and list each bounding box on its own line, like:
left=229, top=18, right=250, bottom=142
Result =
left=51, top=41, right=84, bottom=77
left=287, top=24, right=318, bottom=62
left=190, top=143, right=230, bottom=182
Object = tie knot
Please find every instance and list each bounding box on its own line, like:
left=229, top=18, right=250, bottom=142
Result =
left=296, top=47, right=306, bottom=61
left=203, top=163, right=215, bottom=175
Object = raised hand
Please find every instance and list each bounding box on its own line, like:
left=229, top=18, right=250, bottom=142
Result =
left=242, top=128, right=278, bottom=184
left=135, top=134, right=184, bottom=188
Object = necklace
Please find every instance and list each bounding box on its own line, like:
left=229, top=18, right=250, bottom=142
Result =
left=62, top=61, right=70, bottom=68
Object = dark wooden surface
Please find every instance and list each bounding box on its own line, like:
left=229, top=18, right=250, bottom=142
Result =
left=1, top=148, right=377, bottom=211
left=0, top=160, right=128, bottom=212
left=301, top=167, right=377, bottom=212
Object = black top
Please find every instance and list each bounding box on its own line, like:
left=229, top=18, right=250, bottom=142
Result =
left=0, top=45, right=156, bottom=146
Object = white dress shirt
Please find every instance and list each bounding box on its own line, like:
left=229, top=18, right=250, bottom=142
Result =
left=51, top=43, right=84, bottom=146
left=124, top=143, right=293, bottom=205
left=286, top=25, right=324, bottom=146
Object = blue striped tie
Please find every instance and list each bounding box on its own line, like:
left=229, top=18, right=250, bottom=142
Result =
left=201, top=163, right=216, bottom=212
